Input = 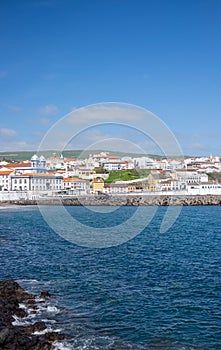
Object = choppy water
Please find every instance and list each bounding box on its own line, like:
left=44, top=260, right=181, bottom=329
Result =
left=0, top=205, right=221, bottom=349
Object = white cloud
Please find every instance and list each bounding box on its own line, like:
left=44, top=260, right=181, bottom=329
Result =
left=0, top=140, right=38, bottom=152
left=3, top=104, right=22, bottom=112
left=38, top=103, right=183, bottom=158
left=39, top=104, right=59, bottom=115
left=67, top=104, right=146, bottom=125
left=39, top=118, right=52, bottom=125
left=0, top=128, right=17, bottom=138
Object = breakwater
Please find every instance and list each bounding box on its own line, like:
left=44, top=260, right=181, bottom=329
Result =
left=1, top=194, right=221, bottom=206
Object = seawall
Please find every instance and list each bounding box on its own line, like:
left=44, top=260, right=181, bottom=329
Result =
left=1, top=195, right=221, bottom=206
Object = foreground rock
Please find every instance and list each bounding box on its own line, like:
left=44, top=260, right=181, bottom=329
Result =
left=0, top=280, right=65, bottom=350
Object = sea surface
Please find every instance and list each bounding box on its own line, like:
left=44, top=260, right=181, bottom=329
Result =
left=0, top=205, right=221, bottom=349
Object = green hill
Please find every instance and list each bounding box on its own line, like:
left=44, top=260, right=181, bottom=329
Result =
left=0, top=150, right=163, bottom=162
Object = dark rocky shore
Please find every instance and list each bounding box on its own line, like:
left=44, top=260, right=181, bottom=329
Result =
left=0, top=280, right=65, bottom=350
left=1, top=194, right=221, bottom=207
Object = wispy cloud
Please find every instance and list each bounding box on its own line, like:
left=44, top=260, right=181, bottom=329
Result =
left=0, top=140, right=38, bottom=152
left=39, top=104, right=59, bottom=115
left=38, top=103, right=183, bottom=157
left=185, top=143, right=207, bottom=151
left=67, top=104, right=145, bottom=125
left=0, top=128, right=17, bottom=138
left=39, top=117, right=52, bottom=125
left=2, top=104, right=22, bottom=112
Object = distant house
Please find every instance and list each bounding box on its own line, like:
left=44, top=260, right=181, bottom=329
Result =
left=103, top=161, right=128, bottom=171
left=46, top=154, right=64, bottom=170
left=174, top=170, right=208, bottom=183
left=147, top=172, right=171, bottom=191
left=77, top=168, right=95, bottom=180
left=92, top=178, right=104, bottom=194
left=0, top=167, right=14, bottom=191
left=104, top=183, right=129, bottom=194
left=63, top=177, right=89, bottom=195
left=156, top=179, right=181, bottom=191
left=133, top=156, right=156, bottom=169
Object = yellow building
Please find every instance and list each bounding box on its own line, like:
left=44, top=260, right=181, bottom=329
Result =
left=92, top=178, right=104, bottom=194
left=147, top=172, right=170, bottom=191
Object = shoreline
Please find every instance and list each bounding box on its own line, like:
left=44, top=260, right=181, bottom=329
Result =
left=0, top=280, right=65, bottom=349
left=1, top=194, right=221, bottom=206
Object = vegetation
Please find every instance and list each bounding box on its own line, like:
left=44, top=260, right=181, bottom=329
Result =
left=94, top=166, right=109, bottom=174
left=105, top=169, right=150, bottom=183
left=208, top=172, right=221, bottom=182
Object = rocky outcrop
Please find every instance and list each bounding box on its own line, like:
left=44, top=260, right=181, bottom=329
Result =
left=0, top=280, right=65, bottom=350
left=36, top=194, right=221, bottom=206
left=1, top=195, right=221, bottom=207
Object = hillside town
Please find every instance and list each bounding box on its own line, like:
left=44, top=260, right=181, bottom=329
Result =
left=1, top=152, right=221, bottom=201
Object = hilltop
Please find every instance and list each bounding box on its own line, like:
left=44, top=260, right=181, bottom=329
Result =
left=0, top=150, right=163, bottom=162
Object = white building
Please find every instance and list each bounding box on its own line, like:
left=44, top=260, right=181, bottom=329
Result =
left=11, top=174, right=63, bottom=192
left=133, top=157, right=157, bottom=169
left=103, top=161, right=129, bottom=171
left=0, top=168, right=14, bottom=191
left=30, top=155, right=47, bottom=173
left=63, top=177, right=89, bottom=195
left=3, top=155, right=47, bottom=175
left=174, top=170, right=208, bottom=184
left=156, top=179, right=182, bottom=191
left=186, top=182, right=221, bottom=195
left=77, top=168, right=96, bottom=180
left=46, top=154, right=65, bottom=170
left=104, top=183, right=129, bottom=194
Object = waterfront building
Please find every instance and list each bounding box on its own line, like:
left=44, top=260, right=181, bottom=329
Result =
left=147, top=172, right=172, bottom=191
left=156, top=179, right=182, bottom=191
left=11, top=173, right=63, bottom=192
left=63, top=177, right=89, bottom=195
left=104, top=183, right=129, bottom=194
left=174, top=170, right=208, bottom=183
left=0, top=168, right=14, bottom=191
left=92, top=178, right=104, bottom=194
left=186, top=182, right=221, bottom=195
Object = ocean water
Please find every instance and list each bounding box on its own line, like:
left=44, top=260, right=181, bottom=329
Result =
left=0, top=205, right=221, bottom=349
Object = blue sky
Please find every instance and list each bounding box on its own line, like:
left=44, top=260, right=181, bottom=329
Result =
left=0, top=0, right=221, bottom=156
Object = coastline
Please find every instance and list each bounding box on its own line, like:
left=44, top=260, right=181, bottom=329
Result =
left=0, top=280, right=65, bottom=350
left=1, top=194, right=221, bottom=206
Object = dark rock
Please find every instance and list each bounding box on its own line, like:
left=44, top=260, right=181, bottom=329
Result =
left=0, top=280, right=67, bottom=349
left=24, top=321, right=47, bottom=335
left=40, top=290, right=51, bottom=299
left=43, top=332, right=66, bottom=342
left=0, top=327, right=10, bottom=345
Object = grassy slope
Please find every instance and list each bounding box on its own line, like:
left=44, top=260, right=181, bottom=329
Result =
left=105, top=169, right=150, bottom=183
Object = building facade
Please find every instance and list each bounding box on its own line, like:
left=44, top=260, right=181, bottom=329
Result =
left=63, top=177, right=89, bottom=195
left=11, top=174, right=63, bottom=192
